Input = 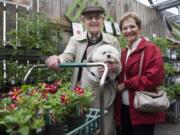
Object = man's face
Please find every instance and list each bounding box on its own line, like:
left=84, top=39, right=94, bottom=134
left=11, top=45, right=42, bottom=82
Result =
left=82, top=13, right=104, bottom=35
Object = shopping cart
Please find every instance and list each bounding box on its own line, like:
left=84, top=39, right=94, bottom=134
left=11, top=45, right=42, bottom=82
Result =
left=65, top=108, right=101, bottom=135
left=24, top=62, right=108, bottom=135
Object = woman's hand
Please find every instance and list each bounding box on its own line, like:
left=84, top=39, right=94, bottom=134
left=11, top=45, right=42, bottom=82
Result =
left=117, top=83, right=125, bottom=93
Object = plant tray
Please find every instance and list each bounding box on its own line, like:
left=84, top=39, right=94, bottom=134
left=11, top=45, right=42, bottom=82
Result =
left=65, top=108, right=101, bottom=135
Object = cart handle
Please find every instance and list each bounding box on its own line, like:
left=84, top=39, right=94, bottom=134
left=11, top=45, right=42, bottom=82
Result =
left=23, top=62, right=108, bottom=87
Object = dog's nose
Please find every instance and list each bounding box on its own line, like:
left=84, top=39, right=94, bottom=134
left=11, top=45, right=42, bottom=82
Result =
left=107, top=55, right=111, bottom=58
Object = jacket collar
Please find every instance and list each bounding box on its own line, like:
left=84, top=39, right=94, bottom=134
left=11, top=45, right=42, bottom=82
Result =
left=76, top=31, right=112, bottom=44
left=135, top=37, right=148, bottom=51
left=124, top=37, right=148, bottom=53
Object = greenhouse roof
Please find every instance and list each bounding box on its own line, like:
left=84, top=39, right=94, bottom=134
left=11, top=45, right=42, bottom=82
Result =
left=151, top=0, right=180, bottom=11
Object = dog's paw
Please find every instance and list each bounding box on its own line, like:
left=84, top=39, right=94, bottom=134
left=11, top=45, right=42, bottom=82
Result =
left=87, top=67, right=101, bottom=82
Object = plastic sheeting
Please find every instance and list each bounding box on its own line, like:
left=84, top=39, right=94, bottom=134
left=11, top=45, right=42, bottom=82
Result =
left=165, top=17, right=180, bottom=44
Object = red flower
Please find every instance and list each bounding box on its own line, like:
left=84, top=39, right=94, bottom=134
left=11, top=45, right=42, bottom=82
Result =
left=9, top=87, right=22, bottom=101
left=9, top=103, right=17, bottom=109
left=39, top=82, right=46, bottom=87
left=41, top=90, right=49, bottom=99
left=3, top=103, right=17, bottom=110
left=60, top=94, right=69, bottom=104
left=74, top=85, right=84, bottom=96
left=45, top=84, right=58, bottom=94
left=29, top=89, right=38, bottom=96
left=53, top=79, right=62, bottom=86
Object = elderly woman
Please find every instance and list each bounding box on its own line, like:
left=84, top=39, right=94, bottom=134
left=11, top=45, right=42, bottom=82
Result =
left=115, top=12, right=165, bottom=135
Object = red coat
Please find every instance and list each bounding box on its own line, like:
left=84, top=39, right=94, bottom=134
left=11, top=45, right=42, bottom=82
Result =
left=114, top=38, right=165, bottom=126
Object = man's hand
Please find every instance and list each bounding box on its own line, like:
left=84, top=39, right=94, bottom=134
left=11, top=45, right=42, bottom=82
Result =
left=97, top=62, right=119, bottom=78
left=107, top=62, right=118, bottom=73
left=97, top=66, right=104, bottom=78
left=45, top=55, right=61, bottom=71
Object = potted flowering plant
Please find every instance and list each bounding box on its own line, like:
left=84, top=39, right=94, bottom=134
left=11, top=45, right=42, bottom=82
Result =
left=42, top=81, right=93, bottom=133
left=0, top=86, right=46, bottom=135
left=60, top=85, right=93, bottom=117
left=59, top=83, right=93, bottom=131
left=0, top=80, right=93, bottom=135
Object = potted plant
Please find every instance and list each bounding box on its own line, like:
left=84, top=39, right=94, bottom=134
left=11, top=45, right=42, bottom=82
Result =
left=37, top=81, right=93, bottom=133
left=59, top=83, right=93, bottom=131
left=151, top=37, right=170, bottom=57
left=8, top=12, right=62, bottom=55
left=0, top=80, right=93, bottom=135
left=0, top=86, right=46, bottom=135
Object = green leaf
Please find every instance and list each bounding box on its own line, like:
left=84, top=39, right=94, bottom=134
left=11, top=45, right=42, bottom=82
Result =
left=20, top=114, right=32, bottom=124
left=5, top=115, right=18, bottom=123
left=0, top=121, right=6, bottom=125
left=18, top=125, right=30, bottom=135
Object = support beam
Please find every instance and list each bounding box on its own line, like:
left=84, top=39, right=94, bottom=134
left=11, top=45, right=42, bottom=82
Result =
left=152, top=0, right=180, bottom=11
left=148, top=0, right=154, bottom=5
left=177, top=6, right=180, bottom=15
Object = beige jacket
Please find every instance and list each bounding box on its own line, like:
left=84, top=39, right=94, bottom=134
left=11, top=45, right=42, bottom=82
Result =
left=58, top=31, right=120, bottom=109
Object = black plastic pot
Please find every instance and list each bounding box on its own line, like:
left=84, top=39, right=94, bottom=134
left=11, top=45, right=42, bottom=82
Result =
left=67, top=116, right=85, bottom=132
left=0, top=125, right=8, bottom=135
left=44, top=123, right=64, bottom=135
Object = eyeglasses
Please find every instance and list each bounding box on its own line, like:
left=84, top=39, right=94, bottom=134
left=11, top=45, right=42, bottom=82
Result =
left=83, top=14, right=103, bottom=21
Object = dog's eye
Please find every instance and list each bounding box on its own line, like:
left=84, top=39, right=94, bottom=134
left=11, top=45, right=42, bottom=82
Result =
left=102, top=52, right=106, bottom=55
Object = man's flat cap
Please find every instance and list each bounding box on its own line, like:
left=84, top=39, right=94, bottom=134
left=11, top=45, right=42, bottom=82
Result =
left=81, top=5, right=105, bottom=15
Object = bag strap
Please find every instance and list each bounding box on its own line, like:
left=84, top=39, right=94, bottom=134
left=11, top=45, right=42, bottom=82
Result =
left=138, top=50, right=144, bottom=76
left=124, top=50, right=145, bottom=80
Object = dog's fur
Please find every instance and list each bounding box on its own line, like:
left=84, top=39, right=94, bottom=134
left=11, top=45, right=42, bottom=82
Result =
left=88, top=45, right=121, bottom=82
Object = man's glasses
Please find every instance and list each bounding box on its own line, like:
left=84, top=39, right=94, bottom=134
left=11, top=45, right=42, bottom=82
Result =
left=83, top=14, right=103, bottom=21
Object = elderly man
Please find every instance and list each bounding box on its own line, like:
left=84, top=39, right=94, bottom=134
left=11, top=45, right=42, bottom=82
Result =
left=46, top=5, right=121, bottom=135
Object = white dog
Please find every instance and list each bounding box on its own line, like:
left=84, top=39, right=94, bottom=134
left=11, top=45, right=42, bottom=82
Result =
left=88, top=45, right=122, bottom=82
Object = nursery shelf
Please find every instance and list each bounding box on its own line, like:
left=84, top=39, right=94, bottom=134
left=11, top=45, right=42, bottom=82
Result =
left=0, top=47, right=46, bottom=61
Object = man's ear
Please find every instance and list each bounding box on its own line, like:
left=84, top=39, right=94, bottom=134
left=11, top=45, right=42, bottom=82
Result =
left=80, top=15, right=85, bottom=23
left=102, top=15, right=105, bottom=20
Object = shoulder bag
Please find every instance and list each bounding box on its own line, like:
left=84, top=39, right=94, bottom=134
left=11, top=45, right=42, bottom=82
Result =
left=133, top=50, right=170, bottom=113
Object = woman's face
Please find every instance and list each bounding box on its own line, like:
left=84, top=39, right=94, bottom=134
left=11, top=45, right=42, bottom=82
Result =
left=121, top=17, right=141, bottom=45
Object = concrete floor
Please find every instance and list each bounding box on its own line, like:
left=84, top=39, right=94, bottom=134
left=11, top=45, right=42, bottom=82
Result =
left=155, top=99, right=180, bottom=135
left=155, top=122, right=180, bottom=135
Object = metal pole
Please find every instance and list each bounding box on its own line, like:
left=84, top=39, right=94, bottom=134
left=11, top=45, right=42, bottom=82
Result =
left=100, top=82, right=104, bottom=135
left=3, top=2, right=6, bottom=46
